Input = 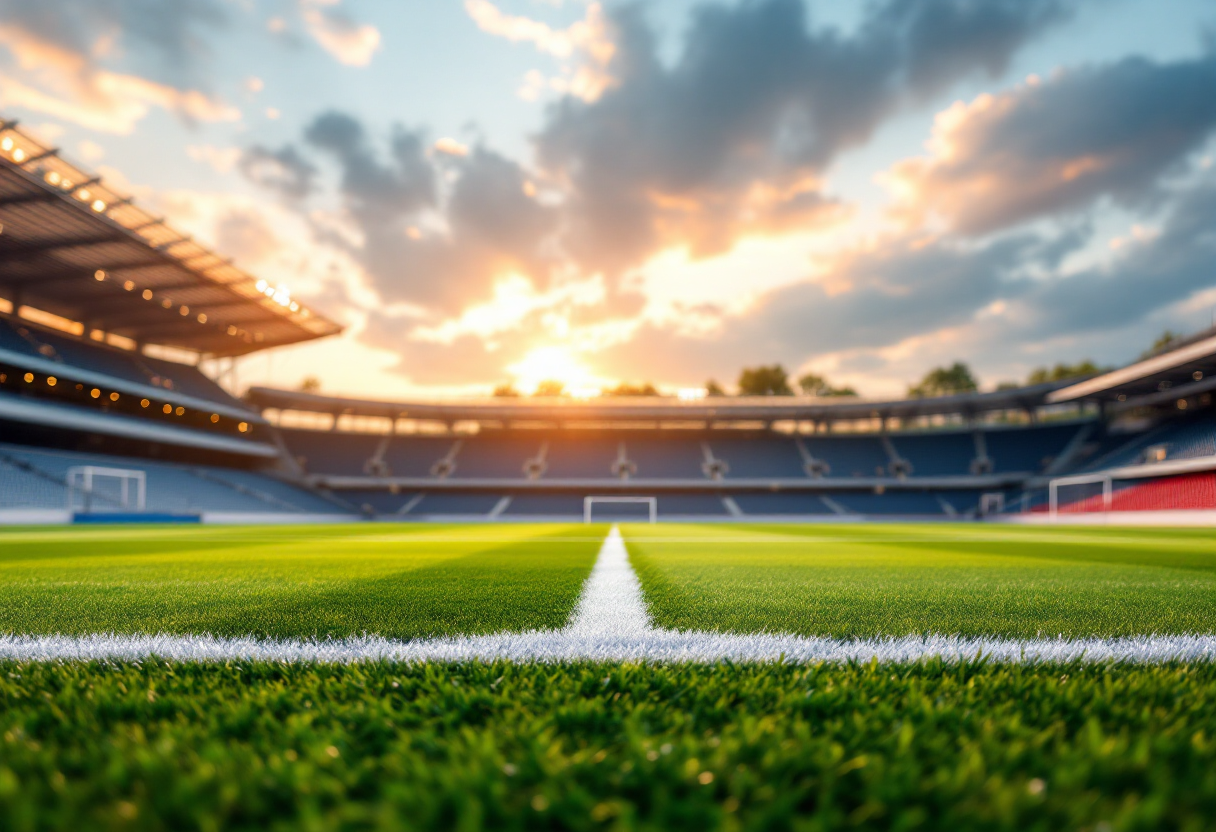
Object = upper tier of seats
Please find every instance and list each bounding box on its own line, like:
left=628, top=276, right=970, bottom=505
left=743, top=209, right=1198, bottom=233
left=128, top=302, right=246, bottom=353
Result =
left=281, top=422, right=1093, bottom=481
left=0, top=315, right=251, bottom=414
left=1072, top=414, right=1216, bottom=472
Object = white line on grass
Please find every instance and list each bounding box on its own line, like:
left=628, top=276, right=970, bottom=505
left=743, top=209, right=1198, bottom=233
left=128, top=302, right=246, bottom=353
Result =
left=2, top=526, right=1215, bottom=664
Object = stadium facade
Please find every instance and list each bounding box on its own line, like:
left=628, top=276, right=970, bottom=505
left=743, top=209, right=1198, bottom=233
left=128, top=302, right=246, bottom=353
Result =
left=2, top=117, right=1215, bottom=524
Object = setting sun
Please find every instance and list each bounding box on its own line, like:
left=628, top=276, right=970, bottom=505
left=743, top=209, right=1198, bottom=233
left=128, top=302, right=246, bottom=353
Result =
left=507, top=346, right=602, bottom=396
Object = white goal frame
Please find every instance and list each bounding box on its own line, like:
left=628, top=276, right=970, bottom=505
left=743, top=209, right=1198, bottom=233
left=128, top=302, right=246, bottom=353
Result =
left=1048, top=472, right=1111, bottom=518
left=584, top=496, right=657, bottom=524
left=67, top=466, right=147, bottom=513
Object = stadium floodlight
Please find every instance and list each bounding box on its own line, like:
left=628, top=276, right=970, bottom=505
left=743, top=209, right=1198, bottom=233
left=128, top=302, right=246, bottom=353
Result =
left=584, top=496, right=657, bottom=524
left=1048, top=473, right=1112, bottom=518
left=66, top=466, right=147, bottom=514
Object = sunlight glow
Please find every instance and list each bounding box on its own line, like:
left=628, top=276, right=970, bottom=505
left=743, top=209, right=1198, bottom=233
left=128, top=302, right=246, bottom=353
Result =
left=507, top=346, right=600, bottom=395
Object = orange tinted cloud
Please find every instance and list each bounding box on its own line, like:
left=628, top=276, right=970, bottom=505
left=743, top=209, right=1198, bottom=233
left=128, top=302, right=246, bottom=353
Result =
left=0, top=22, right=238, bottom=133
left=883, top=56, right=1216, bottom=234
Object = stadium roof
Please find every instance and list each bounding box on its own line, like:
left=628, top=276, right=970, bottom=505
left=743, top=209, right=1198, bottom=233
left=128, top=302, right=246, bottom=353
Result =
left=1048, top=327, right=1216, bottom=408
left=0, top=119, right=342, bottom=357
left=247, top=380, right=1078, bottom=425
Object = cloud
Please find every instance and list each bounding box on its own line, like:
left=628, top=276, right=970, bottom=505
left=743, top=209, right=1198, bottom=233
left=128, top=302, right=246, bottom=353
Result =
left=535, top=0, right=1069, bottom=274
left=884, top=55, right=1216, bottom=234
left=214, top=208, right=281, bottom=265
left=0, top=0, right=236, bottom=133
left=292, top=111, right=560, bottom=314
left=465, top=0, right=615, bottom=101
left=592, top=172, right=1216, bottom=388
left=187, top=144, right=242, bottom=174
left=298, top=0, right=381, bottom=67
left=239, top=144, right=319, bottom=201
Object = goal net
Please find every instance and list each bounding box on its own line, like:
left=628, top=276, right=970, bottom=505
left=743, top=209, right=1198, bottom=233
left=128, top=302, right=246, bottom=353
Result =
left=1048, top=473, right=1111, bottom=517
left=67, top=466, right=147, bottom=514
left=584, top=496, right=657, bottom=524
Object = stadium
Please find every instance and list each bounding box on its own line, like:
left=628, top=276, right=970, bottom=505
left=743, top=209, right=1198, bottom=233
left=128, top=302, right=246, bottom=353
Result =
left=0, top=113, right=1212, bottom=525
left=3, top=1, right=1216, bottom=828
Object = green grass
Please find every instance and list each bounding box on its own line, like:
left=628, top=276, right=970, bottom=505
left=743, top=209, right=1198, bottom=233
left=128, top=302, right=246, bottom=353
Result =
left=2, top=660, right=1215, bottom=831
left=626, top=523, right=1216, bottom=638
left=0, top=524, right=602, bottom=639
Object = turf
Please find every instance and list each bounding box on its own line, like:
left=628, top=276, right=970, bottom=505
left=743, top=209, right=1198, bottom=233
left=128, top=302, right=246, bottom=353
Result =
left=0, top=524, right=601, bottom=639
left=625, top=523, right=1216, bottom=638
left=2, top=659, right=1215, bottom=831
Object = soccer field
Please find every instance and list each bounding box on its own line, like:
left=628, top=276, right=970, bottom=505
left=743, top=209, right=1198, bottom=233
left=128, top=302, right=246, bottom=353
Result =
left=2, top=521, right=1216, bottom=829
left=2, top=522, right=1215, bottom=642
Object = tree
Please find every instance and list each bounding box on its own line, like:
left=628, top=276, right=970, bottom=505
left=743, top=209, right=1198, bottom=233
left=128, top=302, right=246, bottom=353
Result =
left=797, top=373, right=857, bottom=397
left=492, top=383, right=519, bottom=397
left=705, top=379, right=727, bottom=397
left=1142, top=329, right=1182, bottom=359
left=605, top=382, right=659, bottom=397
left=299, top=376, right=321, bottom=393
left=1026, top=360, right=1106, bottom=385
left=737, top=364, right=793, bottom=396
left=533, top=380, right=566, bottom=397
left=907, top=362, right=978, bottom=398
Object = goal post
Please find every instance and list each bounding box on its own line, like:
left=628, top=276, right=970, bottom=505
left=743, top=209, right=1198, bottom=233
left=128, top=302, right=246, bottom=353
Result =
left=584, top=496, right=657, bottom=524
left=67, top=466, right=147, bottom=514
left=1048, top=472, right=1111, bottom=518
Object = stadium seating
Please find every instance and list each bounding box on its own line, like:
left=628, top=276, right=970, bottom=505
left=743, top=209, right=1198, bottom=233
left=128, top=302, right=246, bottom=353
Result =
left=542, top=436, right=625, bottom=479
left=830, top=491, right=953, bottom=515
left=707, top=436, right=806, bottom=478
left=0, top=316, right=251, bottom=414
left=410, top=493, right=503, bottom=515
left=800, top=435, right=890, bottom=478
left=888, top=433, right=976, bottom=476
left=502, top=494, right=586, bottom=517
left=1057, top=473, right=1216, bottom=513
left=0, top=456, right=67, bottom=509
left=730, top=493, right=836, bottom=515
left=381, top=436, right=466, bottom=477
left=451, top=434, right=537, bottom=478
left=624, top=436, right=707, bottom=479
left=983, top=423, right=1084, bottom=473
left=0, top=443, right=344, bottom=515
left=280, top=428, right=384, bottom=476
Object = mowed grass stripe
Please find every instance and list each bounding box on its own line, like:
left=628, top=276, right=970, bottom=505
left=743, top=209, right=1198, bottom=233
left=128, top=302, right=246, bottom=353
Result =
left=0, top=524, right=602, bottom=639
left=3, top=660, right=1216, bottom=830
left=626, top=523, right=1216, bottom=638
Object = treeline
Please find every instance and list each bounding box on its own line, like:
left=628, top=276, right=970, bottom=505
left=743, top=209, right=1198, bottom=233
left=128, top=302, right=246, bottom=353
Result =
left=486, top=330, right=1179, bottom=400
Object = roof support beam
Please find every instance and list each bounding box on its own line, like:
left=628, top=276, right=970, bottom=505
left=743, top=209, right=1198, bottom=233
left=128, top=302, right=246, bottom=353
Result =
left=0, top=232, right=130, bottom=261
left=0, top=190, right=60, bottom=208
left=0, top=258, right=173, bottom=285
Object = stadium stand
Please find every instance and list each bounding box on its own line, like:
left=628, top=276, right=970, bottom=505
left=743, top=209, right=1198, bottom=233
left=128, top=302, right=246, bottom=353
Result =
left=0, top=444, right=341, bottom=516
left=8, top=118, right=1216, bottom=522
left=1056, top=473, right=1216, bottom=513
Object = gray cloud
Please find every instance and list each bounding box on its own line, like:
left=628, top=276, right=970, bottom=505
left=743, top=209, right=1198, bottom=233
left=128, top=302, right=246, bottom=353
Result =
left=239, top=145, right=319, bottom=201
left=536, top=0, right=1070, bottom=273
left=290, top=111, right=560, bottom=313
left=888, top=54, right=1216, bottom=234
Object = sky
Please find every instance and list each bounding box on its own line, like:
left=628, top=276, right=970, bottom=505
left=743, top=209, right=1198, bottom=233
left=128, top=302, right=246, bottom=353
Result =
left=1, top=0, right=1215, bottom=399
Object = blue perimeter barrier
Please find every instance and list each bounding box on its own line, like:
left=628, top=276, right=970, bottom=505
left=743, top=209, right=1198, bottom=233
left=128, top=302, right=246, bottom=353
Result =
left=73, top=513, right=201, bottom=524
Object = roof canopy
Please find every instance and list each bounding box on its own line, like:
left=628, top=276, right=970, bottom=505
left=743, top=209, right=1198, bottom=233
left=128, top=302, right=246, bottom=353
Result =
left=1048, top=329, right=1216, bottom=409
left=0, top=119, right=342, bottom=357
left=248, top=380, right=1077, bottom=426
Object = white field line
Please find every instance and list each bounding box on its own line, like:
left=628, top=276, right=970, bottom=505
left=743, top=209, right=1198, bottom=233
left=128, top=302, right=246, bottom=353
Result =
left=1, top=526, right=1215, bottom=664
